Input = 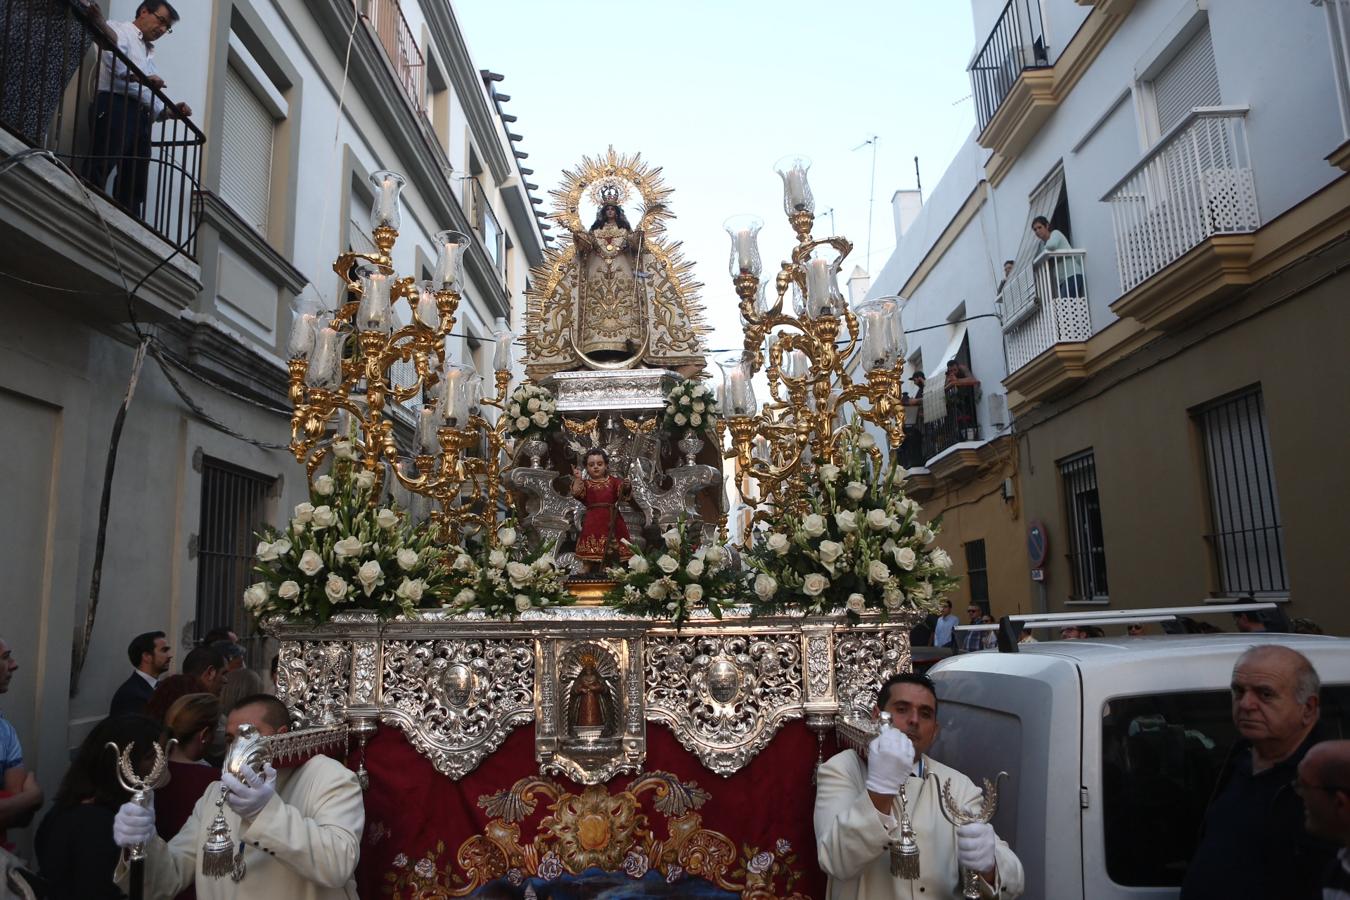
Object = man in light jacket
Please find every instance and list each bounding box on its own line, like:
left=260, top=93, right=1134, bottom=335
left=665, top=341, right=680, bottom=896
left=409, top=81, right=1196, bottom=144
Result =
left=815, top=673, right=1024, bottom=898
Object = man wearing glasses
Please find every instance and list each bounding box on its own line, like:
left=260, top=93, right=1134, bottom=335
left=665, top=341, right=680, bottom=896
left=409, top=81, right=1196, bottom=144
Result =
left=1298, top=740, right=1350, bottom=897
left=1181, top=645, right=1336, bottom=898
left=87, top=2, right=191, bottom=217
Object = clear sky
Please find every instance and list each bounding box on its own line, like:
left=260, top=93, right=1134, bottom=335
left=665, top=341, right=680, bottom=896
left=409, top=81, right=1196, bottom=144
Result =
left=456, top=1, right=978, bottom=353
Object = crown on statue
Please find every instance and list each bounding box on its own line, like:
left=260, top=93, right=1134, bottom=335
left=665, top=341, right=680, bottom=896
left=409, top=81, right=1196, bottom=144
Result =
left=586, top=176, right=630, bottom=209
left=577, top=651, right=600, bottom=669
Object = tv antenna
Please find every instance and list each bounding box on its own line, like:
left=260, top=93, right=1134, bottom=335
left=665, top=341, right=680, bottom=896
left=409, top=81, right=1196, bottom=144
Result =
left=852, top=135, right=880, bottom=273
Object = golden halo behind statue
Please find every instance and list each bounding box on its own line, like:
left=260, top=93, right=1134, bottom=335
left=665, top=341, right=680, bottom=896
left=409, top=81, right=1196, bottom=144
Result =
left=549, top=145, right=675, bottom=237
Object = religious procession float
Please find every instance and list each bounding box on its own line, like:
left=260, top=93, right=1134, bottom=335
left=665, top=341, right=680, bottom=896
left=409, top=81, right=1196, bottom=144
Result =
left=252, top=148, right=956, bottom=898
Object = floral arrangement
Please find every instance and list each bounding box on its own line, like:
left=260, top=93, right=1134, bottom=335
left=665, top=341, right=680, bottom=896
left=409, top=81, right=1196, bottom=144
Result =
left=245, top=458, right=455, bottom=622
left=505, top=384, right=559, bottom=442
left=438, top=520, right=575, bottom=618
left=660, top=378, right=718, bottom=435
left=743, top=424, right=957, bottom=620
left=603, top=518, right=744, bottom=626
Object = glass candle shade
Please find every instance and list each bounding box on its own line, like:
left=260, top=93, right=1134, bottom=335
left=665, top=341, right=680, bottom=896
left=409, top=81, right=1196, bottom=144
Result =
left=491, top=317, right=514, bottom=372
left=356, top=265, right=394, bottom=333
left=723, top=214, right=764, bottom=278
left=773, top=155, right=814, bottom=216
left=415, top=281, right=441, bottom=330
left=855, top=297, right=904, bottom=370
left=287, top=290, right=323, bottom=358
left=306, top=325, right=345, bottom=389
left=431, top=230, right=470, bottom=293
left=369, top=170, right=406, bottom=231
left=804, top=254, right=844, bottom=317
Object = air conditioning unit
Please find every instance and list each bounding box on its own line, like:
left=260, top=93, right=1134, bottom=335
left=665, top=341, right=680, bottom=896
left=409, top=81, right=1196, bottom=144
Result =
left=988, top=393, right=1009, bottom=431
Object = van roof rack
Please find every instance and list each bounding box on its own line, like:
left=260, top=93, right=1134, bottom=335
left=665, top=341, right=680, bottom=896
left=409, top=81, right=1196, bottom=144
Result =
left=952, top=602, right=1281, bottom=653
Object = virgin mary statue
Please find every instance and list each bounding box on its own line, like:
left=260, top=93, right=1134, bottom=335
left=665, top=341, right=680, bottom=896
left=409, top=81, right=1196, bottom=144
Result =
left=572, top=195, right=643, bottom=362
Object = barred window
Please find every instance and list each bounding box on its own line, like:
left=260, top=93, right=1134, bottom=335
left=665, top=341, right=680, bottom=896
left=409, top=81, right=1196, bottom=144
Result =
left=196, top=458, right=275, bottom=650
left=1059, top=450, right=1109, bottom=601
left=1194, top=388, right=1287, bottom=596
left=964, top=539, right=989, bottom=609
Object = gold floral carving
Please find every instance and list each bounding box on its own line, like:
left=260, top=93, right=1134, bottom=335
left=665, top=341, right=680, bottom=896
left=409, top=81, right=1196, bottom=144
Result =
left=383, top=770, right=809, bottom=898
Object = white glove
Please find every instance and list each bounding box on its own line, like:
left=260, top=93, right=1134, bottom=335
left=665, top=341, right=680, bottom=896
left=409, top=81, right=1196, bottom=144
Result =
left=113, top=800, right=156, bottom=848
left=956, top=821, right=996, bottom=874
left=864, top=727, right=915, bottom=795
left=222, top=763, right=277, bottom=820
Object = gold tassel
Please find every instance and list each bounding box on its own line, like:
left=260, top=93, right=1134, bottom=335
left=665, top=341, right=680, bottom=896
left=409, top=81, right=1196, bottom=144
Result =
left=201, top=788, right=235, bottom=879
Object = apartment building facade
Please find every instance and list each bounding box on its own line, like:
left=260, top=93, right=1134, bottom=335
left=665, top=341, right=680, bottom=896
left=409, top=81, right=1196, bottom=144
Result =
left=0, top=0, right=545, bottom=809
left=869, top=0, right=1350, bottom=631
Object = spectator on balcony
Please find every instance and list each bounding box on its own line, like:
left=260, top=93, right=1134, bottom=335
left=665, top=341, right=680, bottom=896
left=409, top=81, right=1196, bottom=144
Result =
left=0, top=0, right=106, bottom=147
left=944, top=359, right=980, bottom=442
left=1031, top=216, right=1084, bottom=300
left=899, top=371, right=926, bottom=468
left=85, top=1, right=191, bottom=218
left=996, top=259, right=1015, bottom=295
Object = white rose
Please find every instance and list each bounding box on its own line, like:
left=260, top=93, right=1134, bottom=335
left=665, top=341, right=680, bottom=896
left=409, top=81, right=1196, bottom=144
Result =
left=376, top=508, right=399, bottom=529
left=324, top=573, right=348, bottom=602
left=354, top=470, right=375, bottom=491
left=453, top=588, right=476, bottom=606
left=900, top=498, right=920, bottom=517
left=866, top=509, right=891, bottom=531
left=802, top=573, right=829, bottom=596
left=515, top=594, right=532, bottom=612
left=818, top=540, right=844, bottom=566
left=298, top=550, right=324, bottom=577
left=515, top=416, right=530, bottom=430
left=291, top=519, right=306, bottom=535
left=930, top=548, right=953, bottom=571
left=332, top=439, right=354, bottom=460
left=243, top=582, right=270, bottom=610
left=488, top=549, right=508, bottom=569
left=690, top=413, right=702, bottom=426
left=685, top=558, right=705, bottom=578
left=674, top=412, right=687, bottom=426
left=497, top=527, right=517, bottom=547
left=311, top=505, right=336, bottom=529
left=679, top=395, right=691, bottom=406
left=692, top=400, right=705, bottom=412
left=845, top=481, right=866, bottom=501
left=256, top=540, right=280, bottom=562
left=868, top=559, right=892, bottom=584
left=357, top=560, right=383, bottom=595
left=858, top=431, right=877, bottom=450
left=333, top=536, right=364, bottom=559
left=294, top=502, right=315, bottom=523
left=818, top=463, right=840, bottom=483
left=662, top=528, right=681, bottom=550
left=684, top=583, right=704, bottom=603
left=397, top=548, right=419, bottom=571
left=894, top=546, right=917, bottom=570
left=767, top=532, right=790, bottom=555
left=753, top=574, right=778, bottom=600
left=507, top=403, right=521, bottom=418
left=656, top=554, right=679, bottom=574
left=704, top=545, right=725, bottom=566
left=801, top=514, right=826, bottom=538
left=271, top=538, right=292, bottom=557
left=277, top=580, right=300, bottom=601
left=313, top=475, right=334, bottom=496
left=506, top=561, right=533, bottom=587
left=628, top=555, right=650, bottom=574
left=531, top=411, right=549, bottom=428
left=884, top=586, right=904, bottom=609
left=527, top=398, right=541, bottom=412
left=647, top=581, right=668, bottom=600
left=452, top=553, right=474, bottom=572
left=395, top=577, right=425, bottom=602
left=834, top=510, right=858, bottom=533
left=846, top=593, right=866, bottom=614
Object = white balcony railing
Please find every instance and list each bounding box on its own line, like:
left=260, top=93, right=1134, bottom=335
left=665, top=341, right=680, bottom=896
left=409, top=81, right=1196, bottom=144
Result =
left=1002, top=250, right=1092, bottom=373
left=1102, top=107, right=1259, bottom=294
left=1315, top=0, right=1350, bottom=139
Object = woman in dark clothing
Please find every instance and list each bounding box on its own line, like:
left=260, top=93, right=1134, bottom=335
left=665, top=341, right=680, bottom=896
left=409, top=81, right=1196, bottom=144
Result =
left=35, top=714, right=166, bottom=900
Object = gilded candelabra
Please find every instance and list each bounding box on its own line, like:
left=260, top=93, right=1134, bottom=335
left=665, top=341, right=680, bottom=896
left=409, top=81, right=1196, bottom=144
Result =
left=719, top=155, right=909, bottom=535
left=286, top=171, right=519, bottom=546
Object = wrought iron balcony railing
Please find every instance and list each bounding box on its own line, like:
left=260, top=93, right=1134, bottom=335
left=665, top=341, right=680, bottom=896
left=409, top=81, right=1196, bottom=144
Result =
left=1002, top=249, right=1092, bottom=373
left=969, top=0, right=1049, bottom=131
left=1102, top=107, right=1258, bottom=294
left=362, top=0, right=426, bottom=113
left=1314, top=0, right=1350, bottom=141
left=0, top=1, right=205, bottom=256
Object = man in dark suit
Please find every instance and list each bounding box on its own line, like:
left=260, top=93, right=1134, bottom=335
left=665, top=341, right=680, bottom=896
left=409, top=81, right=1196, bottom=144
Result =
left=109, top=631, right=172, bottom=716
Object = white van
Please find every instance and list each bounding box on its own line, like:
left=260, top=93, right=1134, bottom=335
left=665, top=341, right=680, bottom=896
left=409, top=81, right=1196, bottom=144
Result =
left=926, top=633, right=1350, bottom=899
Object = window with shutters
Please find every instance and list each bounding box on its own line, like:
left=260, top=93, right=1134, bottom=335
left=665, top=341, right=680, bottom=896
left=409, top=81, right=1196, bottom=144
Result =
left=1147, top=24, right=1221, bottom=141
left=220, top=58, right=279, bottom=235
left=1059, top=450, right=1109, bottom=602
left=1193, top=387, right=1288, bottom=597
left=196, top=458, right=275, bottom=650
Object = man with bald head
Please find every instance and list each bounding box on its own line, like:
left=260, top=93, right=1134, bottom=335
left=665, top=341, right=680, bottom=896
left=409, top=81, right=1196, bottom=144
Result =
left=1298, top=740, right=1350, bottom=897
left=1181, top=645, right=1336, bottom=899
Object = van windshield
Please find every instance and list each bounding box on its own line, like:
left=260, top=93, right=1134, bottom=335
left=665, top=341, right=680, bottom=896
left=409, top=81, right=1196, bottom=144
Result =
left=1101, top=685, right=1350, bottom=887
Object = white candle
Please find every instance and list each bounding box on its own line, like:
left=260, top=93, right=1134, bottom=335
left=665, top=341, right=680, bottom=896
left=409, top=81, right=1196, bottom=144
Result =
left=734, top=229, right=756, bottom=274
left=492, top=327, right=513, bottom=372
left=307, top=327, right=342, bottom=389
left=415, top=284, right=440, bottom=330
left=806, top=258, right=834, bottom=316
left=786, top=168, right=809, bottom=211
left=433, top=238, right=466, bottom=292
left=287, top=312, right=317, bottom=358
left=357, top=270, right=392, bottom=332
left=374, top=177, right=398, bottom=228
left=417, top=406, right=439, bottom=453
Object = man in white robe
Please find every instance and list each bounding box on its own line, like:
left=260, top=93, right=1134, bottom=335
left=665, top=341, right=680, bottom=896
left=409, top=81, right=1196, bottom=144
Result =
left=112, top=694, right=363, bottom=899
left=815, top=673, right=1024, bottom=899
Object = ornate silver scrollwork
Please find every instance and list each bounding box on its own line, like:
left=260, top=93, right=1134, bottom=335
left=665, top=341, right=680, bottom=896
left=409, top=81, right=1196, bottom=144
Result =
left=378, top=639, right=534, bottom=780
left=834, top=626, right=915, bottom=720
left=276, top=641, right=351, bottom=725
left=644, top=633, right=804, bottom=775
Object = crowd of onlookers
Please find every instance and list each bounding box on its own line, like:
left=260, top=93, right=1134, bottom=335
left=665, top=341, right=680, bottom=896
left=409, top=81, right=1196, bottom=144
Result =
left=0, top=626, right=281, bottom=898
